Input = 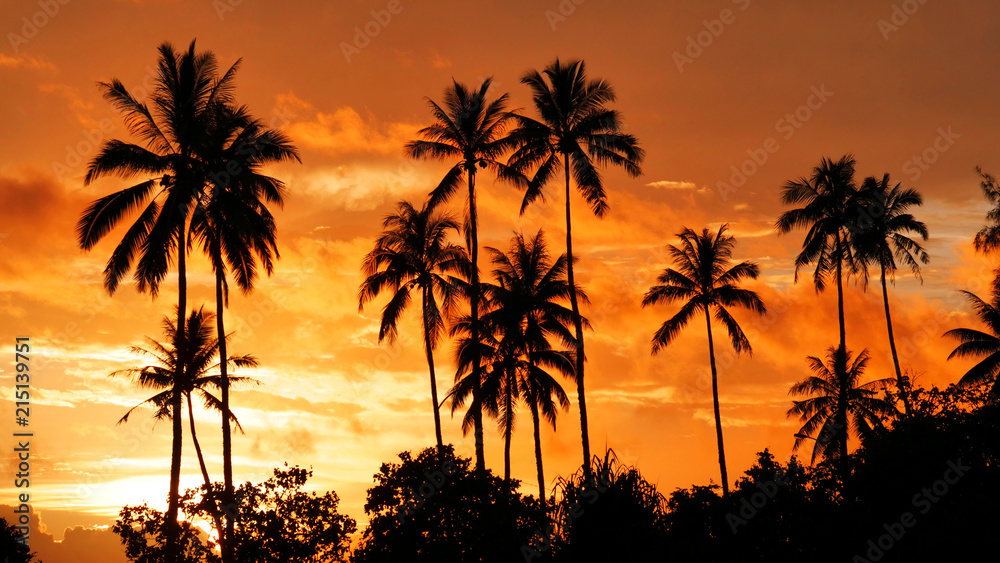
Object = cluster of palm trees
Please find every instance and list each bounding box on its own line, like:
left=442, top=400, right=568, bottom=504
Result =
left=78, top=40, right=1000, bottom=560
left=77, top=41, right=298, bottom=562
left=772, top=155, right=930, bottom=476
left=360, top=59, right=644, bottom=501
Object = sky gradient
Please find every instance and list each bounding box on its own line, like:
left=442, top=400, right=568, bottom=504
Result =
left=1, top=0, right=999, bottom=560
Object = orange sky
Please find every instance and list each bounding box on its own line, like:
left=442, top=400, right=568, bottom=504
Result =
left=1, top=0, right=999, bottom=560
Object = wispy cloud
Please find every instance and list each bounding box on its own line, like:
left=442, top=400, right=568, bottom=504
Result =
left=646, top=180, right=700, bottom=190
left=0, top=53, right=55, bottom=71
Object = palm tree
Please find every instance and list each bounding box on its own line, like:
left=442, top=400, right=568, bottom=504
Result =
left=489, top=230, right=576, bottom=506
left=943, top=289, right=1000, bottom=401
left=641, top=225, right=765, bottom=495
left=112, top=307, right=258, bottom=553
left=358, top=200, right=467, bottom=449
left=853, top=174, right=929, bottom=415
left=77, top=40, right=238, bottom=557
left=775, top=154, right=863, bottom=354
left=509, top=59, right=644, bottom=479
left=405, top=78, right=526, bottom=471
left=972, top=166, right=1000, bottom=253
left=787, top=346, right=896, bottom=481
left=190, top=101, right=299, bottom=558
left=447, top=231, right=579, bottom=496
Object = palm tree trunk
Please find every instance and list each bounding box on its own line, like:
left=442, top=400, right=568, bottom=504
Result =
left=880, top=263, right=910, bottom=416
left=186, top=394, right=225, bottom=547
left=504, top=365, right=513, bottom=481
left=835, top=233, right=847, bottom=353
left=530, top=399, right=546, bottom=510
left=165, top=227, right=187, bottom=563
left=422, top=286, right=444, bottom=449
left=563, top=158, right=592, bottom=481
left=215, top=266, right=236, bottom=563
left=704, top=306, right=729, bottom=495
left=836, top=395, right=850, bottom=483
left=467, top=167, right=486, bottom=473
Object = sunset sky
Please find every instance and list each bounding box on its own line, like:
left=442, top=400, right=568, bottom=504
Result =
left=1, top=0, right=999, bottom=560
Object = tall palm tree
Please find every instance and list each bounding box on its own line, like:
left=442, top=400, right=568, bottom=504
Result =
left=509, top=59, right=644, bottom=479
left=405, top=78, right=526, bottom=471
left=641, top=225, right=765, bottom=495
left=853, top=174, right=929, bottom=415
left=190, top=101, right=299, bottom=559
left=77, top=40, right=238, bottom=557
left=775, top=155, right=863, bottom=354
left=787, top=346, right=896, bottom=481
left=358, top=200, right=467, bottom=449
left=111, top=307, right=258, bottom=553
left=943, top=289, right=1000, bottom=401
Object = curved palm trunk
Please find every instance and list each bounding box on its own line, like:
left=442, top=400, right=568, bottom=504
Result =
left=165, top=227, right=187, bottom=562
left=422, top=286, right=444, bottom=449
left=704, top=306, right=729, bottom=495
left=467, top=167, right=486, bottom=473
left=214, top=266, right=236, bottom=563
left=563, top=159, right=592, bottom=481
left=835, top=233, right=847, bottom=353
left=880, top=263, right=910, bottom=416
left=186, top=394, right=225, bottom=546
left=529, top=399, right=546, bottom=510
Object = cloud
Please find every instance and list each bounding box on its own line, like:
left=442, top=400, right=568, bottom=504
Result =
left=0, top=53, right=55, bottom=71
left=276, top=93, right=420, bottom=156
left=0, top=505, right=127, bottom=563
left=38, top=83, right=103, bottom=129
left=430, top=49, right=453, bottom=69
left=646, top=180, right=700, bottom=190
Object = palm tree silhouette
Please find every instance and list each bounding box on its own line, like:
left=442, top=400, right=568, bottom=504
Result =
left=972, top=166, right=1000, bottom=253
left=451, top=231, right=578, bottom=494
left=641, top=225, right=765, bottom=495
left=190, top=101, right=299, bottom=554
left=405, top=78, right=526, bottom=472
left=489, top=230, right=577, bottom=506
left=944, top=289, right=1000, bottom=401
left=76, top=40, right=238, bottom=555
left=509, top=59, right=644, bottom=479
left=359, top=200, right=467, bottom=449
left=787, top=346, right=895, bottom=479
left=853, top=174, right=929, bottom=415
left=112, top=307, right=258, bottom=549
left=776, top=155, right=863, bottom=354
